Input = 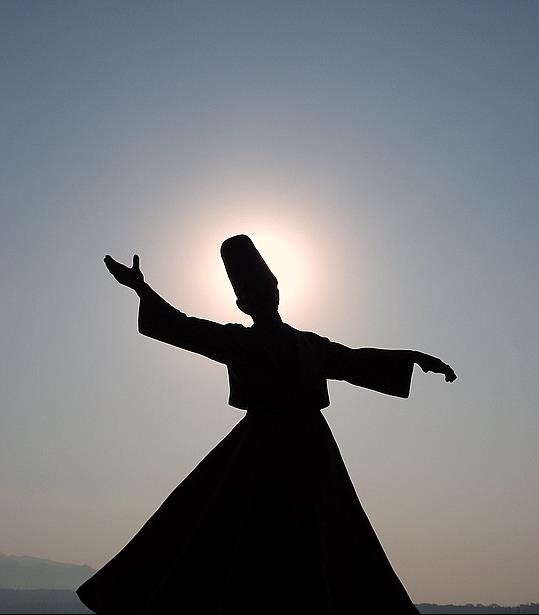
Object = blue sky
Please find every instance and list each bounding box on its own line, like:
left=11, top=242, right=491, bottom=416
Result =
left=1, top=1, right=538, bottom=604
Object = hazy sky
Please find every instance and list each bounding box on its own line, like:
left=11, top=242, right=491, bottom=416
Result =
left=1, top=1, right=538, bottom=605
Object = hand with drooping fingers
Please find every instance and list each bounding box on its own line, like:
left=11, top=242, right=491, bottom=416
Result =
left=104, top=254, right=144, bottom=291
left=414, top=352, right=457, bottom=383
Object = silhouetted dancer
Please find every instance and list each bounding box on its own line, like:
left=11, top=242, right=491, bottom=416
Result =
left=77, top=235, right=456, bottom=614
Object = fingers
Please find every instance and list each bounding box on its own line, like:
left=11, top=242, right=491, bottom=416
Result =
left=445, top=367, right=457, bottom=382
left=104, top=255, right=127, bottom=282
left=104, top=254, right=118, bottom=271
left=420, top=356, right=457, bottom=383
left=103, top=254, right=139, bottom=271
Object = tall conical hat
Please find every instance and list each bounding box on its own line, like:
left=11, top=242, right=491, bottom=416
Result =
left=220, top=235, right=278, bottom=299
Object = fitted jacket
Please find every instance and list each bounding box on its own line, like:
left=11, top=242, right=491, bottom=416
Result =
left=136, top=284, right=415, bottom=411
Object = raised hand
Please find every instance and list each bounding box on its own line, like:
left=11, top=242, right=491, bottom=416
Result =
left=415, top=352, right=457, bottom=382
left=104, top=254, right=144, bottom=290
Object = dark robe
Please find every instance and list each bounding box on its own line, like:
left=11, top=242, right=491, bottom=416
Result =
left=76, top=287, right=418, bottom=614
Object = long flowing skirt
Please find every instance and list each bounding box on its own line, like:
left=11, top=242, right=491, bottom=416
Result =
left=76, top=409, right=418, bottom=613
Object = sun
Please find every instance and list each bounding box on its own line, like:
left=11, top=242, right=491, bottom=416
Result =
left=204, top=223, right=313, bottom=323
left=156, top=184, right=335, bottom=326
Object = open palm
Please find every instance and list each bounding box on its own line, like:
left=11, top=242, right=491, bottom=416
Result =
left=104, top=254, right=144, bottom=289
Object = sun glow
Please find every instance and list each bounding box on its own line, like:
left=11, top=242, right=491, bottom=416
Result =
left=201, top=219, right=315, bottom=324
left=157, top=185, right=334, bottom=326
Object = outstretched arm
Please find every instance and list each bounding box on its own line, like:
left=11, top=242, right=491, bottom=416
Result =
left=104, top=254, right=240, bottom=364
left=322, top=338, right=456, bottom=398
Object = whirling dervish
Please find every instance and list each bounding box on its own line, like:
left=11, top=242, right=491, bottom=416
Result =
left=77, top=234, right=456, bottom=614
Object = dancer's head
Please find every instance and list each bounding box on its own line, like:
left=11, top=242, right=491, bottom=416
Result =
left=221, top=235, right=279, bottom=320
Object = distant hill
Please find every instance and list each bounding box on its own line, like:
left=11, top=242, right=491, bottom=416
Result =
left=0, top=553, right=94, bottom=590
left=0, top=554, right=537, bottom=614
left=0, top=592, right=537, bottom=615
left=0, top=589, right=91, bottom=614
left=0, top=589, right=537, bottom=614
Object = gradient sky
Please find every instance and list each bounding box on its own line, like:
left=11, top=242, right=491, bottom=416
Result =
left=1, top=1, right=538, bottom=605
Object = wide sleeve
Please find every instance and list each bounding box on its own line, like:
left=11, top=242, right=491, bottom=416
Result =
left=136, top=283, right=242, bottom=365
left=321, top=337, right=415, bottom=398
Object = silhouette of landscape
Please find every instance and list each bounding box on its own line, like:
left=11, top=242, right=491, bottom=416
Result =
left=1, top=552, right=538, bottom=614
left=1, top=557, right=539, bottom=615
left=2, top=589, right=539, bottom=614
left=0, top=553, right=94, bottom=591
left=0, top=553, right=93, bottom=613
left=0, top=589, right=91, bottom=614
left=2, top=551, right=538, bottom=613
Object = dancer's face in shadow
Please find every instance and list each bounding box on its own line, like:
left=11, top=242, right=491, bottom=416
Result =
left=236, top=281, right=280, bottom=320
